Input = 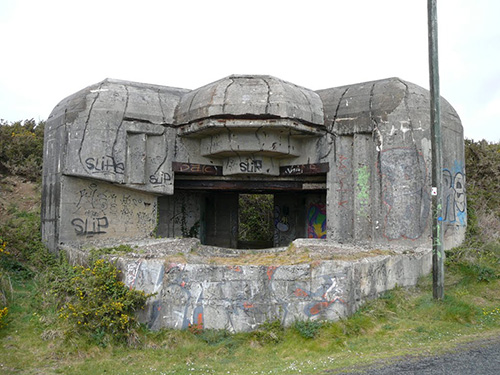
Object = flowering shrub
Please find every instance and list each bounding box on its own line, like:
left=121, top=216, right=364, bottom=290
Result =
left=0, top=306, right=7, bottom=328
left=57, top=259, right=151, bottom=343
left=0, top=269, right=7, bottom=329
left=0, top=239, right=9, bottom=329
left=0, top=239, right=9, bottom=256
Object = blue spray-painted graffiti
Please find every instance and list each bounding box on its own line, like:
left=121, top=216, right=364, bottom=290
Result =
left=442, top=164, right=466, bottom=226
left=293, top=274, right=346, bottom=317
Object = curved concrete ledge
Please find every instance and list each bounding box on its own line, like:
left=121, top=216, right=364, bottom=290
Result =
left=63, top=238, right=431, bottom=332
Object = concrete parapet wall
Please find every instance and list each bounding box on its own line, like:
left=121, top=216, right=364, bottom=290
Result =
left=67, top=239, right=433, bottom=332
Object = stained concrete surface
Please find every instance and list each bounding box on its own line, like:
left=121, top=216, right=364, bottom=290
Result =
left=62, top=238, right=432, bottom=332
left=43, top=76, right=467, bottom=255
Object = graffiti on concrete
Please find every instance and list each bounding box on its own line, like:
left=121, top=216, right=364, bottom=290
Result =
left=294, top=274, right=346, bottom=317
left=172, top=162, right=222, bottom=176
left=74, top=182, right=117, bottom=214
left=379, top=148, right=430, bottom=240
left=71, top=216, right=108, bottom=236
left=162, top=263, right=193, bottom=330
left=84, top=155, right=125, bottom=175
left=307, top=203, right=326, bottom=238
left=279, top=163, right=329, bottom=176
left=149, top=172, right=172, bottom=185
left=274, top=206, right=290, bottom=232
left=125, top=259, right=143, bottom=290
left=191, top=291, right=204, bottom=331
left=239, top=159, right=262, bottom=173
left=69, top=181, right=156, bottom=238
left=145, top=264, right=349, bottom=331
left=356, top=165, right=370, bottom=217
left=442, top=168, right=466, bottom=226
left=273, top=206, right=289, bottom=245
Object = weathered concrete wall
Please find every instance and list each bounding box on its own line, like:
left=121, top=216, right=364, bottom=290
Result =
left=274, top=193, right=305, bottom=247
left=59, top=176, right=157, bottom=246
left=176, top=75, right=324, bottom=126
left=204, top=193, right=239, bottom=248
left=441, top=116, right=467, bottom=249
left=157, top=191, right=204, bottom=240
left=43, top=75, right=465, bottom=254
left=102, top=238, right=432, bottom=332
left=42, top=79, right=188, bottom=252
left=41, top=100, right=66, bottom=251
left=54, top=79, right=186, bottom=194
left=318, top=78, right=466, bottom=250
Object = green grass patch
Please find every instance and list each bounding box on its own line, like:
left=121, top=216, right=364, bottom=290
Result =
left=1, top=271, right=499, bottom=374
left=89, top=244, right=138, bottom=262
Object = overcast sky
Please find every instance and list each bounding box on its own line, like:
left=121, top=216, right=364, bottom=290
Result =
left=1, top=0, right=498, bottom=142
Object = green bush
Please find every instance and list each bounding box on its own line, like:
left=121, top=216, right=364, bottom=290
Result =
left=251, top=319, right=284, bottom=344
left=446, top=242, right=499, bottom=285
left=456, top=262, right=498, bottom=283
left=56, top=259, right=151, bottom=344
left=293, top=320, right=322, bottom=339
left=0, top=206, right=52, bottom=273
left=0, top=119, right=45, bottom=181
left=464, top=139, right=500, bottom=242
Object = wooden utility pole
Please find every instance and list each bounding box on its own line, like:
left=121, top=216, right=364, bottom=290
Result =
left=428, top=0, right=444, bottom=299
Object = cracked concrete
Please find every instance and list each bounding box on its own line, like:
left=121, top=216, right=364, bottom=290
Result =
left=43, top=75, right=465, bottom=252
left=61, top=237, right=432, bottom=332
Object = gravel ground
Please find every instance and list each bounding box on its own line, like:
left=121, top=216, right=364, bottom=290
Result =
left=325, top=336, right=500, bottom=375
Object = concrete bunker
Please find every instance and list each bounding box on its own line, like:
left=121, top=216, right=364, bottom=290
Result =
left=41, top=75, right=466, bottom=331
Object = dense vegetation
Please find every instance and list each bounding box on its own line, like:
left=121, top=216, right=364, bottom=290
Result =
left=238, top=194, right=274, bottom=243
left=0, top=120, right=499, bottom=374
left=0, top=119, right=45, bottom=182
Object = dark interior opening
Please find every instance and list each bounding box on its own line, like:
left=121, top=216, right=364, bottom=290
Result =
left=158, top=177, right=327, bottom=249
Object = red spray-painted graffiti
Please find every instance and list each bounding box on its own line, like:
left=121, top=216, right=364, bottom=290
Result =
left=294, top=275, right=346, bottom=317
